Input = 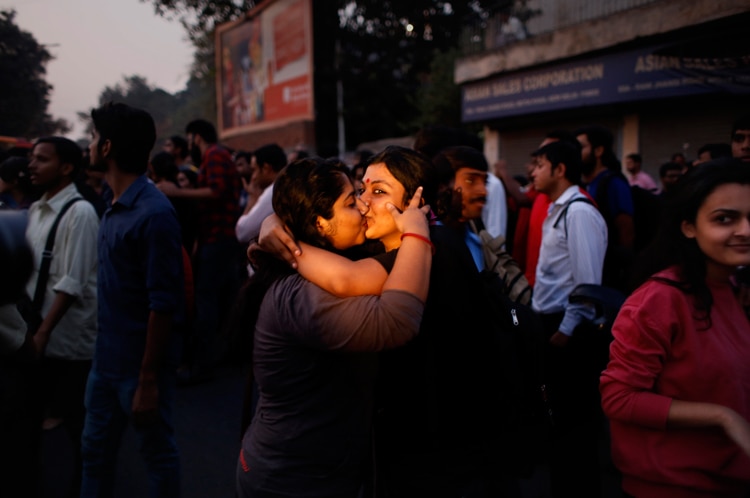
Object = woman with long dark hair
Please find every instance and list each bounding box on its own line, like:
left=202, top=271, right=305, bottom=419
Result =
left=600, top=158, right=750, bottom=497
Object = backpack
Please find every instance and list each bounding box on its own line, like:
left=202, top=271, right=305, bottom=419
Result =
left=595, top=171, right=663, bottom=252
left=469, top=219, right=533, bottom=306
left=568, top=283, right=627, bottom=373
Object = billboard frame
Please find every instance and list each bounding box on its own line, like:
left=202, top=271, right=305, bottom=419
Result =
left=215, top=0, right=315, bottom=140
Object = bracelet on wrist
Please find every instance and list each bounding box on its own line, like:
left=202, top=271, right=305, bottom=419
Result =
left=400, top=232, right=435, bottom=255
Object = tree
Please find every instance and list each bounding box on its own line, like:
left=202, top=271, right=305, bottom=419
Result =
left=78, top=75, right=181, bottom=144
left=0, top=10, right=70, bottom=137
left=141, top=0, right=495, bottom=148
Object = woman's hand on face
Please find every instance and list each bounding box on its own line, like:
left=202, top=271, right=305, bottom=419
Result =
left=386, top=186, right=431, bottom=237
left=258, top=213, right=301, bottom=268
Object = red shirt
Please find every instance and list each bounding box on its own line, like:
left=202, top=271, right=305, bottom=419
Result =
left=197, top=144, right=240, bottom=244
left=601, top=268, right=750, bottom=497
left=524, top=191, right=550, bottom=287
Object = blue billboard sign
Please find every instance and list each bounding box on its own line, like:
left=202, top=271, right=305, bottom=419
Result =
left=462, top=43, right=750, bottom=122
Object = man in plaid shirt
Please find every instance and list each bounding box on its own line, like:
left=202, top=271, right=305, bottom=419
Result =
left=157, top=119, right=241, bottom=385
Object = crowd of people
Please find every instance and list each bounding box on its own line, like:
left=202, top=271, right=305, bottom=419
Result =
left=1, top=103, right=749, bottom=498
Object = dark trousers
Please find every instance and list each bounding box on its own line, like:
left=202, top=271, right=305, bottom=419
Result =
left=537, top=311, right=607, bottom=498
left=39, top=357, right=92, bottom=498
left=0, top=354, right=43, bottom=498
left=190, top=237, right=241, bottom=376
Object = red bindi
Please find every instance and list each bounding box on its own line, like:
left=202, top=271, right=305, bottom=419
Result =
left=365, top=178, right=370, bottom=183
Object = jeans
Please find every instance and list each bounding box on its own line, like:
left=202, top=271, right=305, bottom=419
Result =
left=80, top=368, right=180, bottom=498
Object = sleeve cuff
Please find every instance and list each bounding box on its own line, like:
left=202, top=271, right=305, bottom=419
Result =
left=53, top=275, right=84, bottom=298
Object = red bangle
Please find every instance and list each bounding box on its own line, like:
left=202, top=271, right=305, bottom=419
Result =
left=400, top=232, right=435, bottom=255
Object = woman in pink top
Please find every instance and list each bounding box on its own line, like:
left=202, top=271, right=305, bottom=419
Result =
left=600, top=158, right=750, bottom=498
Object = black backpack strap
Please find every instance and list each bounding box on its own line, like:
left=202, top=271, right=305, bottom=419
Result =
left=31, top=197, right=84, bottom=311
left=552, top=196, right=595, bottom=238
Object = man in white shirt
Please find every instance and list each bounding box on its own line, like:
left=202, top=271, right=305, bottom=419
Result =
left=235, top=143, right=288, bottom=245
left=482, top=171, right=507, bottom=239
left=26, top=136, right=99, bottom=497
left=529, top=139, right=607, bottom=498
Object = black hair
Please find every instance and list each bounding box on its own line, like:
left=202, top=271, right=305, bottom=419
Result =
left=90, top=102, right=156, bottom=175
left=626, top=153, right=642, bottom=164
left=253, top=143, right=287, bottom=173
left=367, top=145, right=433, bottom=208
left=34, top=136, right=83, bottom=178
left=430, top=145, right=489, bottom=226
left=272, top=157, right=352, bottom=250
left=177, top=167, right=198, bottom=188
left=0, top=155, right=31, bottom=185
left=169, top=135, right=189, bottom=159
left=697, top=143, right=732, bottom=160
left=544, top=129, right=578, bottom=146
left=185, top=119, right=218, bottom=144
left=535, top=140, right=583, bottom=185
left=574, top=124, right=620, bottom=170
left=731, top=114, right=750, bottom=136
left=632, top=157, right=750, bottom=326
left=234, top=150, right=253, bottom=163
left=150, top=151, right=178, bottom=182
left=0, top=156, right=36, bottom=206
left=659, top=161, right=683, bottom=178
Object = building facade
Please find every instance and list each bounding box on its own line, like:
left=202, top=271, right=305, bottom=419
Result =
left=456, top=0, right=750, bottom=178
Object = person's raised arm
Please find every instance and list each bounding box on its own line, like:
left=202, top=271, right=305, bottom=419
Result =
left=256, top=212, right=301, bottom=268
left=257, top=188, right=431, bottom=299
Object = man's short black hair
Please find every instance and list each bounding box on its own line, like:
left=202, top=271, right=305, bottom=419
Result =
left=185, top=119, right=218, bottom=144
left=234, top=150, right=253, bottom=163
left=254, top=143, right=287, bottom=173
left=535, top=140, right=582, bottom=185
left=34, top=136, right=83, bottom=179
left=626, top=153, right=642, bottom=164
left=91, top=102, right=156, bottom=175
left=169, top=135, right=189, bottom=159
left=659, top=161, right=683, bottom=178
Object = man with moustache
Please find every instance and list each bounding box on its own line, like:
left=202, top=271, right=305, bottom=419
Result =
left=430, top=145, right=491, bottom=268
left=575, top=124, right=634, bottom=292
left=80, top=103, right=184, bottom=497
left=157, top=119, right=241, bottom=385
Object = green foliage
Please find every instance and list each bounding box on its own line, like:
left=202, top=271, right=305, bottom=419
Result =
left=140, top=0, right=495, bottom=148
left=409, top=48, right=462, bottom=130
left=85, top=75, right=196, bottom=145
left=0, top=10, right=70, bottom=137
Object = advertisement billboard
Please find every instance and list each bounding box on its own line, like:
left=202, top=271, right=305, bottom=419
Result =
left=216, top=0, right=314, bottom=137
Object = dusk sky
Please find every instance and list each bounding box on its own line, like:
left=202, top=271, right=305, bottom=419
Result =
left=5, top=0, right=195, bottom=140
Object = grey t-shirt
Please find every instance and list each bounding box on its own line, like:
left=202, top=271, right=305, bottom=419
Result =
left=238, top=273, right=423, bottom=497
